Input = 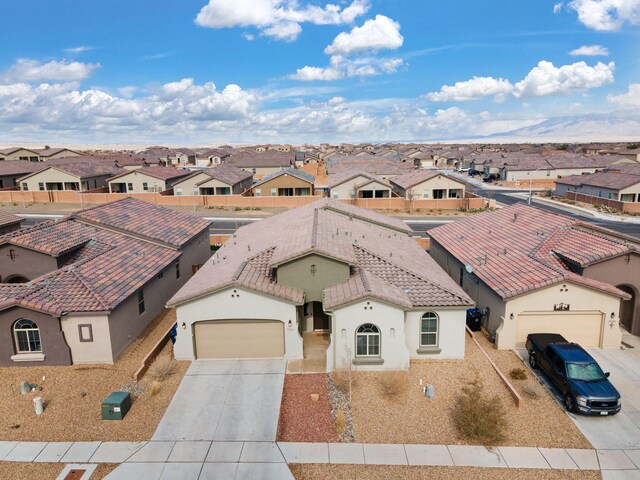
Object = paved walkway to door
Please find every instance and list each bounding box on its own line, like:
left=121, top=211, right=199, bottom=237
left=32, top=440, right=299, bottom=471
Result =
left=152, top=359, right=286, bottom=442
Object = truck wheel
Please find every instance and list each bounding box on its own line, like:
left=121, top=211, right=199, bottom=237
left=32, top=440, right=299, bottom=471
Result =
left=564, top=394, right=576, bottom=413
left=529, top=354, right=539, bottom=370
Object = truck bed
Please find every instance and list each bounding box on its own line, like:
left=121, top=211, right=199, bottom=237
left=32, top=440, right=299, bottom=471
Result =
left=527, top=333, right=568, bottom=351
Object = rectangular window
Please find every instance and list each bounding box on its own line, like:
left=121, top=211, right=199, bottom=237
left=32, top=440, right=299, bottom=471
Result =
left=422, top=191, right=429, bottom=199
left=433, top=189, right=445, bottom=199
left=332, top=193, right=339, bottom=199
left=127, top=183, right=133, bottom=191
left=137, top=290, right=145, bottom=314
left=255, top=188, right=262, bottom=196
left=252, top=168, right=257, bottom=174
left=175, top=187, right=182, bottom=196
left=38, top=182, right=45, bottom=191
left=22, top=183, right=28, bottom=191
left=78, top=324, right=93, bottom=342
left=271, top=188, right=277, bottom=196
left=175, top=261, right=181, bottom=279
left=143, top=182, right=148, bottom=191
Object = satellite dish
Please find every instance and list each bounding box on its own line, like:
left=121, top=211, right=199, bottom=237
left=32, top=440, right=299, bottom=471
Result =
left=465, top=265, right=474, bottom=274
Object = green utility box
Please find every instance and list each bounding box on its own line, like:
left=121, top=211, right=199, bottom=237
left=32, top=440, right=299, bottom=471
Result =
left=101, top=391, right=131, bottom=420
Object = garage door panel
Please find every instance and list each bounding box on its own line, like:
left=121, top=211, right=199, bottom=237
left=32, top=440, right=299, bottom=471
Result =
left=195, top=320, right=284, bottom=359
left=516, top=312, right=603, bottom=348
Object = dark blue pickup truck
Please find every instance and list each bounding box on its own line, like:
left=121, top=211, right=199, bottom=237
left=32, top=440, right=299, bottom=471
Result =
left=525, top=333, right=621, bottom=415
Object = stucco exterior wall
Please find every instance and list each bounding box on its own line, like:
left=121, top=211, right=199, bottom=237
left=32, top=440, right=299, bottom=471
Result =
left=0, top=149, right=39, bottom=161
left=0, top=245, right=59, bottom=283
left=173, top=287, right=303, bottom=360
left=330, top=175, right=373, bottom=199
left=108, top=171, right=170, bottom=193
left=329, top=299, right=410, bottom=371
left=20, top=169, right=111, bottom=191
left=173, top=173, right=210, bottom=195
left=583, top=253, right=640, bottom=335
left=394, top=175, right=466, bottom=199
left=0, top=173, right=32, bottom=189
left=0, top=307, right=71, bottom=366
left=405, top=308, right=467, bottom=359
left=252, top=174, right=313, bottom=195
left=61, top=313, right=112, bottom=364
left=497, top=282, right=622, bottom=349
left=277, top=254, right=350, bottom=303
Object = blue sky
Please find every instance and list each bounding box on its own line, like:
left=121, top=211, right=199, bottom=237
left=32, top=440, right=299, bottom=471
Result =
left=0, top=0, right=639, bottom=144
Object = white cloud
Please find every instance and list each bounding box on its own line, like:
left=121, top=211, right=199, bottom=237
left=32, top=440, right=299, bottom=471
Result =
left=569, top=44, right=610, bottom=56
left=195, top=0, right=369, bottom=41
left=425, top=76, right=513, bottom=102
left=568, top=0, right=640, bottom=31
left=242, top=33, right=255, bottom=41
left=290, top=65, right=344, bottom=81
left=513, top=60, right=614, bottom=97
left=325, top=15, right=403, bottom=55
left=64, top=46, right=94, bottom=54
left=553, top=2, right=564, bottom=13
left=2, top=59, right=99, bottom=83
left=608, top=83, right=640, bottom=107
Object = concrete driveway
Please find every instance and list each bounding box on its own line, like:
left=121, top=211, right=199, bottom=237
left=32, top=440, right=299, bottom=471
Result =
left=152, top=359, right=286, bottom=442
left=519, top=332, right=640, bottom=450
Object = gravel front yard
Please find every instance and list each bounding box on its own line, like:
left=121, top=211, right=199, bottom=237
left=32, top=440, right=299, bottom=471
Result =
left=0, top=309, right=188, bottom=442
left=0, top=462, right=117, bottom=480
left=277, top=373, right=338, bottom=443
left=349, top=334, right=591, bottom=448
left=290, top=464, right=601, bottom=480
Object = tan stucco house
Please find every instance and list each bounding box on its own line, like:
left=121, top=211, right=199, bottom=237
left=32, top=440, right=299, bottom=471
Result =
left=251, top=168, right=315, bottom=196
left=0, top=147, right=40, bottom=162
left=173, top=164, right=253, bottom=196
left=0, top=198, right=211, bottom=366
left=429, top=204, right=637, bottom=349
left=328, top=169, right=394, bottom=199
left=19, top=163, right=123, bottom=191
left=108, top=166, right=191, bottom=193
left=390, top=170, right=466, bottom=199
left=169, top=199, right=472, bottom=371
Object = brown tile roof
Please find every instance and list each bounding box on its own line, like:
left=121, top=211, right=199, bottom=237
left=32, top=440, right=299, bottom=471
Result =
left=556, top=171, right=640, bottom=191
left=0, top=160, right=47, bottom=177
left=36, top=148, right=79, bottom=157
left=169, top=199, right=471, bottom=309
left=73, top=197, right=211, bottom=248
left=226, top=152, right=294, bottom=168
left=326, top=155, right=416, bottom=176
left=0, top=147, right=39, bottom=156
left=428, top=204, right=634, bottom=300
left=46, top=154, right=161, bottom=167
left=0, top=211, right=23, bottom=228
left=389, top=170, right=460, bottom=190
left=108, top=166, right=191, bottom=182
left=194, top=164, right=253, bottom=186
left=252, top=168, right=314, bottom=188
left=327, top=168, right=377, bottom=189
left=21, top=163, right=123, bottom=181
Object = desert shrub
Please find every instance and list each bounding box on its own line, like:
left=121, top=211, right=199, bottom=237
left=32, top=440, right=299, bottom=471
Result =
left=147, top=355, right=177, bottom=382
left=452, top=381, right=507, bottom=444
left=522, top=382, right=542, bottom=399
left=509, top=368, right=527, bottom=381
left=335, top=408, right=346, bottom=435
left=377, top=371, right=409, bottom=398
left=149, top=382, right=161, bottom=396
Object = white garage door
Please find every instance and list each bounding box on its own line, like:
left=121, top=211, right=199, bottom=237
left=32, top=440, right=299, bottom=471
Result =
left=515, top=312, right=604, bottom=348
left=194, top=320, right=284, bottom=359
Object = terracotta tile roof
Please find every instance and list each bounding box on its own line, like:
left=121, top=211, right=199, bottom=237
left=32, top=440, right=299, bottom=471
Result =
left=0, top=211, right=23, bottom=229
left=0, top=220, right=92, bottom=256
left=252, top=167, right=315, bottom=188
left=429, top=204, right=634, bottom=300
left=108, top=166, right=191, bottom=182
left=169, top=198, right=471, bottom=309
left=73, top=197, right=211, bottom=248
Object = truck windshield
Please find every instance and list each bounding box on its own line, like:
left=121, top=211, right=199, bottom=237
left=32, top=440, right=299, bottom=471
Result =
left=566, top=362, right=606, bottom=382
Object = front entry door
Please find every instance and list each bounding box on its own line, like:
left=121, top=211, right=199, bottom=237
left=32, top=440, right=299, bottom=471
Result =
left=312, top=302, right=330, bottom=331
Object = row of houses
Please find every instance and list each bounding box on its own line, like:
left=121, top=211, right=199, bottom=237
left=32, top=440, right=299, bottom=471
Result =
left=555, top=163, right=640, bottom=203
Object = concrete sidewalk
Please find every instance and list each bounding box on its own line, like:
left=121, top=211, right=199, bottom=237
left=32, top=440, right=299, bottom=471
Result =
left=2, top=440, right=640, bottom=479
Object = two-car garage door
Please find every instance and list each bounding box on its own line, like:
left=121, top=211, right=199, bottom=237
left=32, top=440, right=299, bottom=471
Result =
left=515, top=311, right=604, bottom=348
left=194, top=320, right=284, bottom=359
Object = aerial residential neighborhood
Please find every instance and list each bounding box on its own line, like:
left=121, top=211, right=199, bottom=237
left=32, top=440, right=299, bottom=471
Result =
left=2, top=0, right=640, bottom=479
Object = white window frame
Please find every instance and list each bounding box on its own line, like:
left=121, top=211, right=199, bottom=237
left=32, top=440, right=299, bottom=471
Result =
left=355, top=323, right=380, bottom=357
left=14, top=319, right=42, bottom=353
left=420, top=312, right=439, bottom=347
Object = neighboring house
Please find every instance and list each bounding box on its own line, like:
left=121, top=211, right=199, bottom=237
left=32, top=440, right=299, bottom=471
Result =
left=556, top=171, right=640, bottom=202
left=499, top=154, right=618, bottom=181
left=429, top=204, right=637, bottom=348
left=173, top=164, right=253, bottom=196
left=0, top=148, right=40, bottom=162
left=0, top=197, right=211, bottom=366
left=0, top=211, right=23, bottom=235
left=328, top=169, right=390, bottom=199
left=46, top=154, right=163, bottom=170
left=194, top=149, right=231, bottom=168
left=251, top=168, right=315, bottom=196
left=0, top=161, right=46, bottom=189
left=18, top=164, right=123, bottom=191
left=108, top=167, right=191, bottom=193
left=36, top=148, right=81, bottom=161
left=168, top=199, right=472, bottom=370
left=390, top=170, right=466, bottom=199
left=169, top=149, right=196, bottom=166
left=325, top=155, right=416, bottom=180
left=225, top=152, right=295, bottom=176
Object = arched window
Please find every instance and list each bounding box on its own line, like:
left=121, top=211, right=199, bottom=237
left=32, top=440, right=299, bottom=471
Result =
left=355, top=323, right=380, bottom=357
left=420, top=312, right=439, bottom=347
left=14, top=319, right=42, bottom=353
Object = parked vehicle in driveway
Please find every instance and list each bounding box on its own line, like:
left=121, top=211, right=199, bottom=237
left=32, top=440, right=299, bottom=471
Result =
left=468, top=169, right=481, bottom=177
left=457, top=167, right=470, bottom=173
left=525, top=333, right=621, bottom=415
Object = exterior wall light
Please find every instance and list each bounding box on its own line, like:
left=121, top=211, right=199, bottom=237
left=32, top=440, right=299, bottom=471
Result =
left=288, top=320, right=292, bottom=328
left=181, top=322, right=186, bottom=329
left=509, top=313, right=514, bottom=320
